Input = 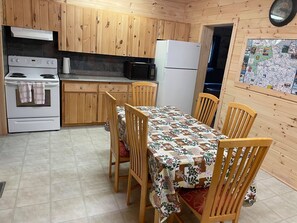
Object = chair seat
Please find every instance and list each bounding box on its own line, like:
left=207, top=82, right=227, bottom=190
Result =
left=119, top=141, right=130, bottom=158
left=179, top=188, right=209, bottom=215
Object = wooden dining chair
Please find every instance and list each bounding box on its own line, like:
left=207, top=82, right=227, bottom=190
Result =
left=105, top=92, right=130, bottom=193
left=125, top=103, right=150, bottom=223
left=194, top=93, right=219, bottom=126
left=132, top=81, right=158, bottom=106
left=170, top=137, right=272, bottom=223
left=221, top=102, right=257, bottom=138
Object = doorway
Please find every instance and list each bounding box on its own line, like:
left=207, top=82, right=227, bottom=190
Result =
left=192, top=20, right=238, bottom=127
left=203, top=26, right=233, bottom=98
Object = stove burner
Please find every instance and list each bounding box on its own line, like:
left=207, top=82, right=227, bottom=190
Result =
left=40, top=74, right=55, bottom=79
left=10, top=73, right=26, bottom=78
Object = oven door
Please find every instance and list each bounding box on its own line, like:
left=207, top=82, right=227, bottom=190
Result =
left=5, top=81, right=60, bottom=118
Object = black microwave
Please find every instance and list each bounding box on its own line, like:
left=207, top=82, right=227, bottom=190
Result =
left=124, top=62, right=156, bottom=80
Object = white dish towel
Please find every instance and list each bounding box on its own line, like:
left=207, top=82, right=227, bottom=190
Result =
left=18, top=82, right=32, bottom=103
left=33, top=82, right=45, bottom=104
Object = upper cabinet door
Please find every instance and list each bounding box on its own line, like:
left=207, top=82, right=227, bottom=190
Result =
left=48, top=1, right=62, bottom=32
left=82, top=8, right=97, bottom=53
left=157, top=20, right=190, bottom=42
left=158, top=20, right=175, bottom=40
left=174, top=22, right=190, bottom=41
left=127, top=16, right=141, bottom=58
left=115, top=14, right=129, bottom=56
left=3, top=0, right=32, bottom=28
left=3, top=0, right=61, bottom=31
left=33, top=0, right=49, bottom=30
left=63, top=4, right=75, bottom=51
left=138, top=17, right=157, bottom=58
left=100, top=11, right=117, bottom=55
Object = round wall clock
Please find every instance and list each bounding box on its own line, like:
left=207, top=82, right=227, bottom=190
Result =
left=269, top=0, right=297, bottom=27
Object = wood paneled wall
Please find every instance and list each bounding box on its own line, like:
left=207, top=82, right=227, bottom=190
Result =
left=53, top=0, right=187, bottom=22
left=186, top=0, right=297, bottom=189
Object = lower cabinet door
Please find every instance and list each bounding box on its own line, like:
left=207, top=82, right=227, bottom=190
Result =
left=97, top=92, right=128, bottom=123
left=63, top=92, right=98, bottom=125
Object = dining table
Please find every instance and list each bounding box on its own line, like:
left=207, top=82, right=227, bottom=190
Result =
left=117, top=105, right=257, bottom=222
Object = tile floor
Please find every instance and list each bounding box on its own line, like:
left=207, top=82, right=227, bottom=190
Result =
left=0, top=126, right=297, bottom=223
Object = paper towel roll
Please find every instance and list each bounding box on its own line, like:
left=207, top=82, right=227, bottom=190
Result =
left=63, top=57, right=71, bottom=74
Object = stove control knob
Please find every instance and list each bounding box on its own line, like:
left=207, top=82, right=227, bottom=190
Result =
left=16, top=59, right=20, bottom=62
left=11, top=58, right=15, bottom=62
left=47, top=61, right=50, bottom=65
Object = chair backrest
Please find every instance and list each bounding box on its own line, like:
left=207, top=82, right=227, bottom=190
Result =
left=132, top=81, right=157, bottom=106
left=125, top=103, right=149, bottom=183
left=105, top=92, right=120, bottom=158
left=201, top=138, right=272, bottom=222
left=221, top=102, right=257, bottom=138
left=194, top=93, right=219, bottom=126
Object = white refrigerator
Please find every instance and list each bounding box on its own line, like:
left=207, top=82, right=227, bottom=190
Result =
left=155, top=40, right=201, bottom=114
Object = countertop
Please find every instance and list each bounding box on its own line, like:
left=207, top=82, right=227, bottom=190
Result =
left=59, top=74, right=157, bottom=83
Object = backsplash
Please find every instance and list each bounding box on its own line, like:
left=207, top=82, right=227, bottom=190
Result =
left=3, top=27, right=152, bottom=76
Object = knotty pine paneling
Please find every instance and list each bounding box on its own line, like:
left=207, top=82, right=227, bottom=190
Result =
left=186, top=0, right=297, bottom=189
left=52, top=0, right=187, bottom=22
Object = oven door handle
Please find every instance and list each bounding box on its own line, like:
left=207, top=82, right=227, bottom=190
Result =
left=5, top=81, right=59, bottom=87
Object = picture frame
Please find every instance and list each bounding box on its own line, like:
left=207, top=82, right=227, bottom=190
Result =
left=235, top=37, right=297, bottom=103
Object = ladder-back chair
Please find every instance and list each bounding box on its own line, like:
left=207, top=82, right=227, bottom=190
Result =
left=194, top=93, right=219, bottom=126
left=172, top=137, right=272, bottom=223
left=106, top=92, right=130, bottom=193
left=222, top=102, right=257, bottom=138
left=125, top=103, right=150, bottom=223
left=132, top=81, right=157, bottom=106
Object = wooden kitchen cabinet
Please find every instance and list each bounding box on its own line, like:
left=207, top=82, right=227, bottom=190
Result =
left=61, top=5, right=158, bottom=58
left=2, top=0, right=61, bottom=31
left=62, top=81, right=131, bottom=126
left=2, top=1, right=190, bottom=57
left=127, top=16, right=158, bottom=58
left=98, top=83, right=130, bottom=123
left=157, top=20, right=190, bottom=41
left=62, top=82, right=98, bottom=126
left=61, top=4, right=97, bottom=53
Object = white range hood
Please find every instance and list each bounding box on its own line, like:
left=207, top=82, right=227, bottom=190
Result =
left=11, top=27, right=53, bottom=41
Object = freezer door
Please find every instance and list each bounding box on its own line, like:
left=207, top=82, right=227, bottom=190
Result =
left=165, top=40, right=200, bottom=70
left=157, top=68, right=197, bottom=114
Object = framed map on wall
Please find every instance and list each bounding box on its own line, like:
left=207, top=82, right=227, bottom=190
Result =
left=237, top=39, right=297, bottom=99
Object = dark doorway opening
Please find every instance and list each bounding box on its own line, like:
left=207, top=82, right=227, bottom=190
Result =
left=203, top=26, right=233, bottom=98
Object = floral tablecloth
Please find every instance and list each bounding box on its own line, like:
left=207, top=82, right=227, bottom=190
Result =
left=117, top=106, right=257, bottom=221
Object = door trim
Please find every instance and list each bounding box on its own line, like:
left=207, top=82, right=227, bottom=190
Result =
left=191, top=18, right=239, bottom=129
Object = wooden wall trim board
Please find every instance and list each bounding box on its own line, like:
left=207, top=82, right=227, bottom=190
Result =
left=186, top=0, right=297, bottom=190
left=191, top=25, right=213, bottom=115
left=0, top=0, right=8, bottom=135
left=214, top=18, right=239, bottom=129
left=191, top=18, right=238, bottom=117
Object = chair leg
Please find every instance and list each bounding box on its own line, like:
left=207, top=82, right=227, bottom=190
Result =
left=154, top=209, right=160, bottom=223
left=114, top=159, right=120, bottom=193
left=126, top=169, right=132, bottom=205
left=108, top=151, right=112, bottom=178
left=139, top=184, right=147, bottom=223
left=167, top=214, right=175, bottom=223
left=232, top=214, right=240, bottom=223
left=175, top=213, right=183, bottom=223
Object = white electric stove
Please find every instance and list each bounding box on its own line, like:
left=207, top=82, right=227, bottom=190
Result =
left=5, top=55, right=60, bottom=133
